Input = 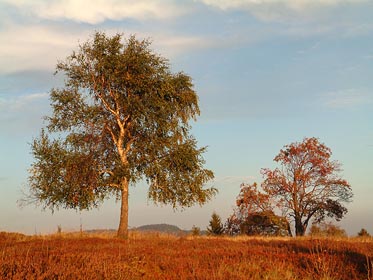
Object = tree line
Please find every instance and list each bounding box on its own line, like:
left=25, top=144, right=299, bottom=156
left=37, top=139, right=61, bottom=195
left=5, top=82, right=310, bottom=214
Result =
left=205, top=211, right=371, bottom=237
left=26, top=32, right=353, bottom=238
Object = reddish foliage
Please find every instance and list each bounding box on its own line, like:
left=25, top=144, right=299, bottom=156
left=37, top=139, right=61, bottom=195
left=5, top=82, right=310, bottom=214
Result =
left=261, top=137, right=352, bottom=236
left=227, top=183, right=290, bottom=236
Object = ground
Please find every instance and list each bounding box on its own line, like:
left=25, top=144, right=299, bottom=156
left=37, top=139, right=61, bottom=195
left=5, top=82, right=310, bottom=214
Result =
left=0, top=231, right=372, bottom=279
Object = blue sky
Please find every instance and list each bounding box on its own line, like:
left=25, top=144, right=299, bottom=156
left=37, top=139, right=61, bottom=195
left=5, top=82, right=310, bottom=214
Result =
left=0, top=0, right=372, bottom=235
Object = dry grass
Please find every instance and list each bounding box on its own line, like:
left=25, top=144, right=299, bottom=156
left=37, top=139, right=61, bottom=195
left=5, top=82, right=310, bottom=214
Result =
left=0, top=231, right=372, bottom=279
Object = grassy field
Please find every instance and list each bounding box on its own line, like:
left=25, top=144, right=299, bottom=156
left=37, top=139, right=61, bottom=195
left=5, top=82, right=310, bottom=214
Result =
left=0, top=231, right=372, bottom=279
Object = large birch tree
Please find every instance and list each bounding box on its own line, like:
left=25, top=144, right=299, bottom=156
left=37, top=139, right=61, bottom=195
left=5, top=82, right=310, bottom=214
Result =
left=27, top=32, right=216, bottom=238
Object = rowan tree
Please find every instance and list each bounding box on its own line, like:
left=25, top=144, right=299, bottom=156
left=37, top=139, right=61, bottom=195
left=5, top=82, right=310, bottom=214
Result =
left=261, top=137, right=352, bottom=236
left=27, top=32, right=216, bottom=238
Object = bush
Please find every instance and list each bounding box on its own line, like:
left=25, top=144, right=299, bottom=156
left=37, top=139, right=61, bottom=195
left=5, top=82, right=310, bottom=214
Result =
left=309, top=222, right=347, bottom=238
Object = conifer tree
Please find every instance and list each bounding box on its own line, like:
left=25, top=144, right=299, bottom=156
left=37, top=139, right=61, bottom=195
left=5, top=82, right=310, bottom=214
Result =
left=207, top=212, right=224, bottom=235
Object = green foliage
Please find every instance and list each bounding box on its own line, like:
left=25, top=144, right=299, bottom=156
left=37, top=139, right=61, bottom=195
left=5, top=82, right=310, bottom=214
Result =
left=27, top=32, right=216, bottom=236
left=207, top=212, right=224, bottom=236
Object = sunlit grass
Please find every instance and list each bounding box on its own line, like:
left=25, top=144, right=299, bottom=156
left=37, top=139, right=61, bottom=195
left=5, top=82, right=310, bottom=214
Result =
left=1, top=231, right=372, bottom=279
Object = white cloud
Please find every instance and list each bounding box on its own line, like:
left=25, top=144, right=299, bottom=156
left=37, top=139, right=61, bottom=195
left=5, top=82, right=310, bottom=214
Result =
left=322, top=89, right=373, bottom=109
left=151, top=33, right=231, bottom=59
left=0, top=21, right=221, bottom=74
left=198, top=0, right=367, bottom=10
left=3, top=0, right=369, bottom=27
left=197, top=0, right=369, bottom=22
left=3, top=0, right=185, bottom=24
left=0, top=24, right=88, bottom=74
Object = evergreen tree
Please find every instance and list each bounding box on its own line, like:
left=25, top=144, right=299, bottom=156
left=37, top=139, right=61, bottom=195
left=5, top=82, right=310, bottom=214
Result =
left=207, top=212, right=224, bottom=235
left=191, top=225, right=201, bottom=236
left=357, top=228, right=370, bottom=237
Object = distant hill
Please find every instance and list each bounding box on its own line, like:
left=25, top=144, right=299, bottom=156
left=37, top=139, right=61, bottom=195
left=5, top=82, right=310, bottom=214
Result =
left=134, top=224, right=183, bottom=234
left=83, top=224, right=208, bottom=236
left=134, top=224, right=208, bottom=236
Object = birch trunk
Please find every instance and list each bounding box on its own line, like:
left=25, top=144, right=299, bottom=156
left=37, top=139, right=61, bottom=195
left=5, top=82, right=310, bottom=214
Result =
left=117, top=177, right=129, bottom=238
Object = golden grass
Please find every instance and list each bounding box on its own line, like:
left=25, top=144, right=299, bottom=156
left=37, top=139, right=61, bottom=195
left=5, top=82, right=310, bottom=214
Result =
left=1, top=231, right=372, bottom=280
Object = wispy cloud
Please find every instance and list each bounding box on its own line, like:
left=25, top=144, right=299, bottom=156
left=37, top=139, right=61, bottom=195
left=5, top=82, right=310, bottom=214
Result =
left=198, top=0, right=367, bottom=9
left=4, top=0, right=368, bottom=26
left=152, top=33, right=241, bottom=59
left=212, top=176, right=256, bottom=185
left=3, top=0, right=186, bottom=24
left=201, top=0, right=368, bottom=12
left=297, top=42, right=321, bottom=54
left=0, top=21, right=223, bottom=74
left=1, top=0, right=371, bottom=77
left=0, top=92, right=49, bottom=135
left=197, top=0, right=369, bottom=22
left=322, top=89, right=372, bottom=109
left=0, top=92, right=48, bottom=115
left=0, top=24, right=88, bottom=74
left=363, top=54, right=373, bottom=60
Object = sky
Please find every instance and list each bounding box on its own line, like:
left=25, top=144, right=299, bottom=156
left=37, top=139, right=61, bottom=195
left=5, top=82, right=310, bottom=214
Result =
left=0, top=0, right=372, bottom=236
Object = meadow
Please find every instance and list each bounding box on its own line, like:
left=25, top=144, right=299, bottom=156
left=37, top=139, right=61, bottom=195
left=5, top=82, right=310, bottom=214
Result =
left=0, top=231, right=372, bottom=280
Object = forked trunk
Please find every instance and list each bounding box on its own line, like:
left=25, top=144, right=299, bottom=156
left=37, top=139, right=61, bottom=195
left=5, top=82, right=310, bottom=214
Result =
left=117, top=178, right=129, bottom=239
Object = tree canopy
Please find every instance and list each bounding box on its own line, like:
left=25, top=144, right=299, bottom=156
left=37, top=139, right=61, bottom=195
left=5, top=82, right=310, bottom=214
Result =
left=261, top=137, right=352, bottom=236
left=225, top=183, right=290, bottom=236
left=226, top=138, right=352, bottom=237
left=27, top=32, right=216, bottom=238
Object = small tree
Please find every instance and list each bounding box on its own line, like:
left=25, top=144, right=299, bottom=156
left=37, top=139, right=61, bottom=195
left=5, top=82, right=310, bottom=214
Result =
left=262, top=137, right=352, bottom=236
left=225, top=183, right=290, bottom=236
left=357, top=228, right=370, bottom=237
left=191, top=225, right=201, bottom=236
left=26, top=32, right=216, bottom=238
left=207, top=212, right=224, bottom=235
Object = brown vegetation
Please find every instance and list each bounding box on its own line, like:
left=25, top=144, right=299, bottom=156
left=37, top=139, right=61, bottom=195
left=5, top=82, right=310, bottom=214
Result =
left=1, top=231, right=372, bottom=279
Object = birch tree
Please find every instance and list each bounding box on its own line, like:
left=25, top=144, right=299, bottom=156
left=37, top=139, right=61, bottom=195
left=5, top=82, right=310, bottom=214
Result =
left=27, top=32, right=216, bottom=238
